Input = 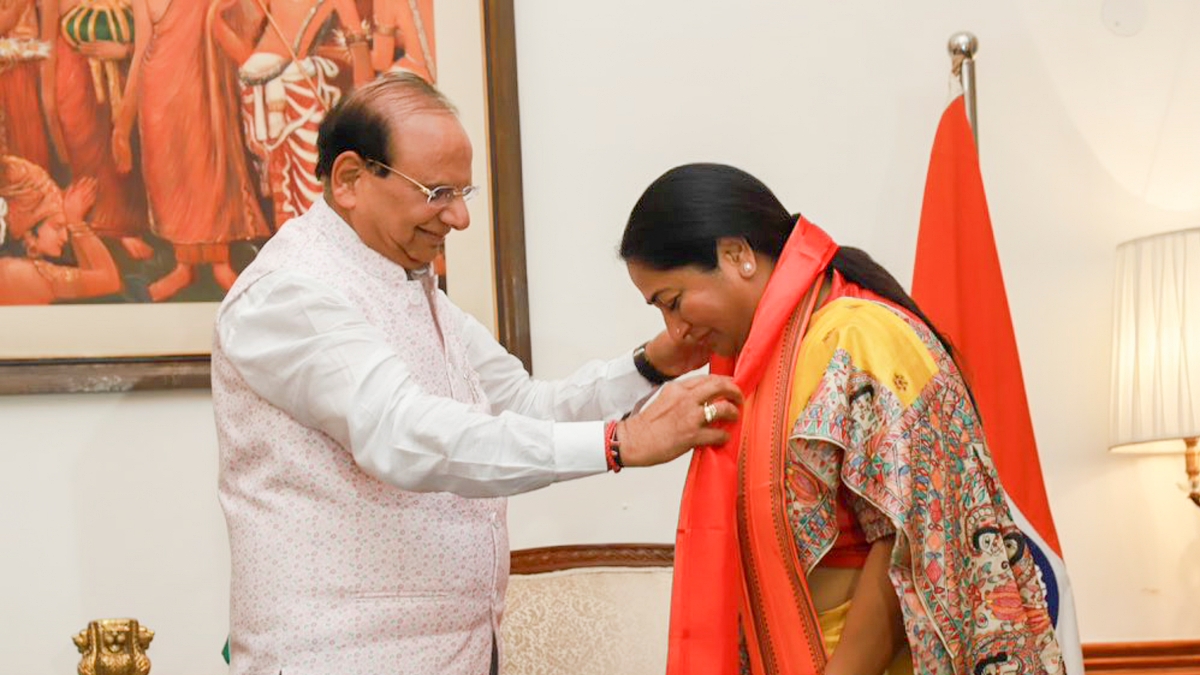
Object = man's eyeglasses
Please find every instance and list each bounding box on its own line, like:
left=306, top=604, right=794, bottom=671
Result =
left=368, top=160, right=478, bottom=205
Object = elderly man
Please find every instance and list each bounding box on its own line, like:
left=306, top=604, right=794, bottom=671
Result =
left=212, top=72, right=741, bottom=675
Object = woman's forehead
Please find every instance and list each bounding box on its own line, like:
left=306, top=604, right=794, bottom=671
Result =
left=628, top=262, right=716, bottom=299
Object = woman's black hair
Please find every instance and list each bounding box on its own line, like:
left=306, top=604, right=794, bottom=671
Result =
left=620, top=163, right=794, bottom=269
left=619, top=163, right=957, bottom=360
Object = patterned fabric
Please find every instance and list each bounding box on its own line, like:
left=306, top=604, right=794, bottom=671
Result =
left=669, top=217, right=840, bottom=675
left=238, top=54, right=342, bottom=225
left=213, top=200, right=503, bottom=675
left=784, top=297, right=1064, bottom=675
left=501, top=568, right=673, bottom=675
left=137, top=0, right=269, bottom=248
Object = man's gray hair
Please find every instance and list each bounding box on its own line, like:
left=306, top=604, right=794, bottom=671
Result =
left=356, top=71, right=458, bottom=118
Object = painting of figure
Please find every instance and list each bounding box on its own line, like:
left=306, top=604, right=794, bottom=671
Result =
left=0, top=0, right=437, bottom=306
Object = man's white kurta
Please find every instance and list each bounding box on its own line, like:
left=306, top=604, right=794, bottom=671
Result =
left=213, top=198, right=652, bottom=675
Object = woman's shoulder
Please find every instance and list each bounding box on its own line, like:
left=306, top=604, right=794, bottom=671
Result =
left=797, top=297, right=942, bottom=407
left=805, top=297, right=938, bottom=368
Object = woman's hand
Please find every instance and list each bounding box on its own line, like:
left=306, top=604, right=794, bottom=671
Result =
left=618, top=375, right=743, bottom=467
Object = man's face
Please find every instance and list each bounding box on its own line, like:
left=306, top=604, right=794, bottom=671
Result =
left=354, top=111, right=473, bottom=270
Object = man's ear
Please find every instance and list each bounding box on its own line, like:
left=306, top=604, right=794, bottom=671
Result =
left=329, top=151, right=367, bottom=211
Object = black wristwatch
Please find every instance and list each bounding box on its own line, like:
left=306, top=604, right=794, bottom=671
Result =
left=633, top=342, right=674, bottom=385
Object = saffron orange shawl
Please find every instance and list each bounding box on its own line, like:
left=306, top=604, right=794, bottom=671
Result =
left=667, top=217, right=842, bottom=675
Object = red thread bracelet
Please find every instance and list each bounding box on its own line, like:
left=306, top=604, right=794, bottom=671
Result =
left=604, top=420, right=623, bottom=473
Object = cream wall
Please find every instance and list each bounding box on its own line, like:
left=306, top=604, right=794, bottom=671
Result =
left=506, top=0, right=1200, bottom=641
left=2, top=1, right=1199, bottom=673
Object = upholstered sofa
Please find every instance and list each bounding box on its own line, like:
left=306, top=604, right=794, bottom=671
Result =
left=501, top=544, right=674, bottom=675
left=500, top=545, right=1200, bottom=675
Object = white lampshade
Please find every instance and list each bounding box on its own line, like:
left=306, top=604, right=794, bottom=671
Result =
left=1109, top=228, right=1200, bottom=453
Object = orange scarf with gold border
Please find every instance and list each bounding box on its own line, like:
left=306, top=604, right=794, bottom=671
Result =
left=667, top=217, right=844, bottom=675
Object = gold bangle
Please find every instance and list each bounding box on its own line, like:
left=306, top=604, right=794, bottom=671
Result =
left=373, top=24, right=398, bottom=38
left=344, top=31, right=368, bottom=46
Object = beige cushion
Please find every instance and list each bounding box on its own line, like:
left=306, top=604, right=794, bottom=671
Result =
left=500, top=566, right=672, bottom=675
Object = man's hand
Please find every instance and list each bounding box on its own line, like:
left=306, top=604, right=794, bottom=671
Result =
left=618, top=375, right=743, bottom=467
left=643, top=329, right=712, bottom=378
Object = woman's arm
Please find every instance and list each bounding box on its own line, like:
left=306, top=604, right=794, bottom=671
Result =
left=824, top=536, right=907, bottom=675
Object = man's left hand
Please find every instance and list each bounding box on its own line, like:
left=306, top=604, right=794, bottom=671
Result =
left=643, top=330, right=711, bottom=378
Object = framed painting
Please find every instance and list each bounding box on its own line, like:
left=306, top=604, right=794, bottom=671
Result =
left=0, top=0, right=531, bottom=395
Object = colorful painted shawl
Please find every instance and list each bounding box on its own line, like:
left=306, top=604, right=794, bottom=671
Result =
left=780, top=296, right=1063, bottom=675
left=668, top=220, right=1065, bottom=675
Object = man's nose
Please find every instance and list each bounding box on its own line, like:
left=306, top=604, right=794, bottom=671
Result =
left=441, top=197, right=471, bottom=231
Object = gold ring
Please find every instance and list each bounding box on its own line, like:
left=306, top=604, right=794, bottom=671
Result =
left=703, top=401, right=718, bottom=425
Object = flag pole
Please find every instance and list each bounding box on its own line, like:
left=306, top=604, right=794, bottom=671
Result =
left=948, top=31, right=979, bottom=147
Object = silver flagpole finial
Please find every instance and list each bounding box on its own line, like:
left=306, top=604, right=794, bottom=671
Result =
left=947, top=32, right=978, bottom=59
left=947, top=31, right=980, bottom=147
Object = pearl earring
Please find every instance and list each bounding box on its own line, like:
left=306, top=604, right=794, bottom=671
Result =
left=743, top=262, right=753, bottom=274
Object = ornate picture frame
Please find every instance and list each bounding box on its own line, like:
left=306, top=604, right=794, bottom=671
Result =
left=0, top=0, right=530, bottom=395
